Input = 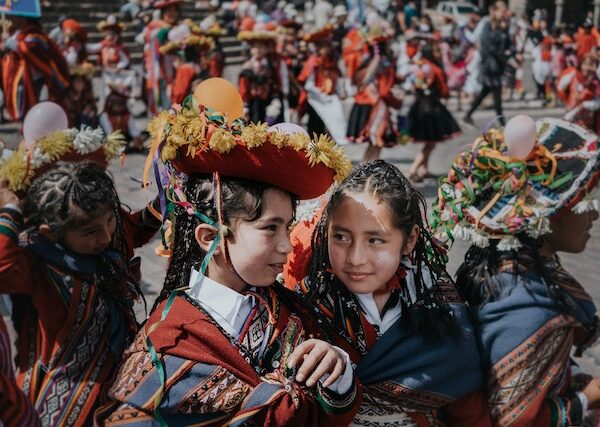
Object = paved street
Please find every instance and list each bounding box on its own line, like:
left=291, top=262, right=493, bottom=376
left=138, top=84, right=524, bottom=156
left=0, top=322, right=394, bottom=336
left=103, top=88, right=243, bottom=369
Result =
left=107, top=91, right=600, bottom=374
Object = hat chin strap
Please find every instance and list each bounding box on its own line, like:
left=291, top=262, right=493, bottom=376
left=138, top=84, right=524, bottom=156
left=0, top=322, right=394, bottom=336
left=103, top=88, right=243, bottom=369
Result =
left=212, top=171, right=252, bottom=290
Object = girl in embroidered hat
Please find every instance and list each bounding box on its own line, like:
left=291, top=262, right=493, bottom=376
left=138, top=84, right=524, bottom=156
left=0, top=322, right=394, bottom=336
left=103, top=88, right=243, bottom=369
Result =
left=96, top=91, right=359, bottom=425
left=285, top=160, right=492, bottom=426
left=433, top=117, right=600, bottom=425
left=0, top=160, right=162, bottom=426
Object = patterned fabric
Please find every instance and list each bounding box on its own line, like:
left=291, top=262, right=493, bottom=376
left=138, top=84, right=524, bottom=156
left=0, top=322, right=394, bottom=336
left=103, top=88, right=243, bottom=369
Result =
left=1, top=24, right=70, bottom=121
left=0, top=317, right=41, bottom=427
left=296, top=267, right=487, bottom=427
left=0, top=208, right=158, bottom=427
left=16, top=252, right=137, bottom=427
left=97, top=284, right=360, bottom=426
left=476, top=252, right=599, bottom=426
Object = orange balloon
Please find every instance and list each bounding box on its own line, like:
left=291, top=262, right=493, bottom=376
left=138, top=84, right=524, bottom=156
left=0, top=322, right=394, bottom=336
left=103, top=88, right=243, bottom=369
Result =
left=193, top=77, right=245, bottom=124
left=240, top=16, right=255, bottom=31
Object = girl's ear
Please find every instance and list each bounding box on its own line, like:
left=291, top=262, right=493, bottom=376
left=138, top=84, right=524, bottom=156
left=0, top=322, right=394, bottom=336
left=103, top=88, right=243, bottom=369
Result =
left=194, top=223, right=222, bottom=255
left=38, top=224, right=58, bottom=241
left=401, top=224, right=420, bottom=255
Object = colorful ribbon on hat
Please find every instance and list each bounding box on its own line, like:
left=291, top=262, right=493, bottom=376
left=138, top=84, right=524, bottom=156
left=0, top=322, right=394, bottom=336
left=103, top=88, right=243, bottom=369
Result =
left=144, top=169, right=227, bottom=426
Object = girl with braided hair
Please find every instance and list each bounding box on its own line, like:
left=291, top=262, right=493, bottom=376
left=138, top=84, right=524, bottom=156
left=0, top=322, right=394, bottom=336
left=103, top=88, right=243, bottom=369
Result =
left=0, top=161, right=162, bottom=426
left=285, top=160, right=492, bottom=426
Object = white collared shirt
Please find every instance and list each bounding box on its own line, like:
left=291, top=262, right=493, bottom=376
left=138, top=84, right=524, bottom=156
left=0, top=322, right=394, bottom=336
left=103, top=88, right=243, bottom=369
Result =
left=354, top=258, right=435, bottom=335
left=187, top=269, right=256, bottom=339
left=186, top=269, right=353, bottom=395
left=355, top=293, right=402, bottom=336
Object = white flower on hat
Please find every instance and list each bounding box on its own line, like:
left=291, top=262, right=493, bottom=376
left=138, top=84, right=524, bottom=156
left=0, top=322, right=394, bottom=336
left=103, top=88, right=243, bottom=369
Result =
left=497, top=236, right=521, bottom=251
left=526, top=216, right=551, bottom=239
left=73, top=126, right=105, bottom=155
left=64, top=128, right=79, bottom=139
left=453, top=223, right=471, bottom=241
left=573, top=194, right=600, bottom=214
left=30, top=147, right=50, bottom=169
left=470, top=229, right=490, bottom=248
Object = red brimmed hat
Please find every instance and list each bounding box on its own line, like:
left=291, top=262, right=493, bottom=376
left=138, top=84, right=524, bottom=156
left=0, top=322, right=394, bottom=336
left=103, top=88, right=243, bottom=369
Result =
left=153, top=0, right=183, bottom=9
left=148, top=98, right=350, bottom=200
left=303, top=25, right=333, bottom=43
left=97, top=15, right=126, bottom=33
left=62, top=19, right=88, bottom=43
left=237, top=22, right=279, bottom=42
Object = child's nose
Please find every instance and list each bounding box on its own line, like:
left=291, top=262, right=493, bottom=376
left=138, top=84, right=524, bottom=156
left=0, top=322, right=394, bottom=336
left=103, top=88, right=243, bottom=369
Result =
left=99, top=226, right=113, bottom=245
left=347, top=243, right=365, bottom=266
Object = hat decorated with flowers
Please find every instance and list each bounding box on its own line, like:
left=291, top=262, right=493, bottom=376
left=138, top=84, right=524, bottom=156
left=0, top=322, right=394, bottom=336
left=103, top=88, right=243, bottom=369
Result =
left=147, top=85, right=350, bottom=200
left=153, top=0, right=183, bottom=9
left=303, top=25, right=334, bottom=43
left=237, top=21, right=279, bottom=42
left=97, top=15, right=126, bottom=33
left=0, top=128, right=124, bottom=194
left=431, top=116, right=600, bottom=250
left=159, top=23, right=215, bottom=55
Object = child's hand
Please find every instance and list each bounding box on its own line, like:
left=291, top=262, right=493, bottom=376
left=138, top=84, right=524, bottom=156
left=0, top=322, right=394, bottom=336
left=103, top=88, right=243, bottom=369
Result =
left=0, top=180, right=19, bottom=208
left=583, top=377, right=600, bottom=409
left=287, top=339, right=346, bottom=388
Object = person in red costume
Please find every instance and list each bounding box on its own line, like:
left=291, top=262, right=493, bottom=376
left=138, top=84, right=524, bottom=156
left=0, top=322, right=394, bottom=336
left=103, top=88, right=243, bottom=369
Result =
left=60, top=18, right=88, bottom=66
left=238, top=22, right=288, bottom=124
left=557, top=52, right=600, bottom=133
left=1, top=15, right=70, bottom=121
left=346, top=26, right=402, bottom=162
left=575, top=19, right=600, bottom=63
left=297, top=26, right=341, bottom=135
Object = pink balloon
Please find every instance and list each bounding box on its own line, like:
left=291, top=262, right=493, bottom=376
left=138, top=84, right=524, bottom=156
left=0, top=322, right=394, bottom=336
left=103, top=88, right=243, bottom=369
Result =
left=23, top=102, right=69, bottom=148
left=267, top=123, right=310, bottom=138
left=504, top=115, right=537, bottom=159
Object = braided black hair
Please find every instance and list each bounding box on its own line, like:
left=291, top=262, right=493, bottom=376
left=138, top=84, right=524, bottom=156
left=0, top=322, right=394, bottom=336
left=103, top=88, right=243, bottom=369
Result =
left=152, top=174, right=297, bottom=312
left=308, top=160, right=460, bottom=341
left=23, top=161, right=132, bottom=300
left=456, top=235, right=579, bottom=316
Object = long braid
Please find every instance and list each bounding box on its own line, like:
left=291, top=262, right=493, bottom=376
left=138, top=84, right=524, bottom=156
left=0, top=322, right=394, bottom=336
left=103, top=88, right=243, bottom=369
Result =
left=308, top=160, right=461, bottom=341
left=457, top=236, right=579, bottom=317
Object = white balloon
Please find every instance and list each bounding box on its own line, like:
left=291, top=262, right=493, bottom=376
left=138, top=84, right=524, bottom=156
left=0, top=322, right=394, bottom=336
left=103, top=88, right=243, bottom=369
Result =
left=267, top=122, right=310, bottom=138
left=168, top=24, right=191, bottom=44
left=23, top=102, right=69, bottom=148
left=504, top=115, right=537, bottom=159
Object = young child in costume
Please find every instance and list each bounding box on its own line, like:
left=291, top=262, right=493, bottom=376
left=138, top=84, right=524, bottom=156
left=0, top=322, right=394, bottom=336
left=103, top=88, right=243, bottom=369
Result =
left=433, top=116, right=600, bottom=426
left=238, top=23, right=288, bottom=124
left=62, top=63, right=98, bottom=128
left=297, top=26, right=341, bottom=135
left=285, top=160, right=492, bottom=426
left=406, top=43, right=460, bottom=182
left=88, top=15, right=130, bottom=71
left=346, top=28, right=402, bottom=162
left=60, top=18, right=88, bottom=66
left=159, top=22, right=214, bottom=105
left=99, top=77, right=145, bottom=153
left=0, top=124, right=162, bottom=426
left=95, top=91, right=360, bottom=425
left=141, top=0, right=183, bottom=115
left=557, top=52, right=600, bottom=134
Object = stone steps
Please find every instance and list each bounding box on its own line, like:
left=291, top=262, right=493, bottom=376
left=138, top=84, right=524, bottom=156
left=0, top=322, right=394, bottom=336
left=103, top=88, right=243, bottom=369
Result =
left=40, top=0, right=245, bottom=66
